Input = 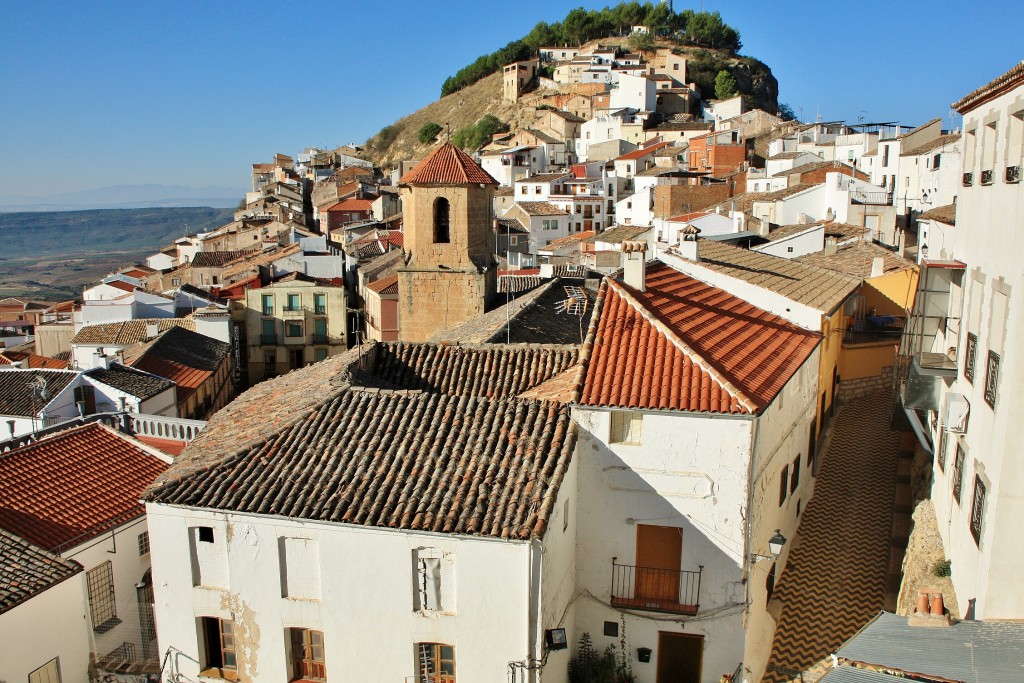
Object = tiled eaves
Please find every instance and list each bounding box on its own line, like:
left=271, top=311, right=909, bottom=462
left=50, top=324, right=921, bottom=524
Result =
left=600, top=279, right=755, bottom=413
left=147, top=374, right=577, bottom=541
left=0, top=527, right=82, bottom=615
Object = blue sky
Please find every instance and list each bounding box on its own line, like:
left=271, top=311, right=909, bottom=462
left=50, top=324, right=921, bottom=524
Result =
left=0, top=1, right=1019, bottom=199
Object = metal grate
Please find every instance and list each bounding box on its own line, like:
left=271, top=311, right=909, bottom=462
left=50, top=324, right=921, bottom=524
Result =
left=964, top=333, right=977, bottom=383
left=87, top=561, right=118, bottom=632
left=969, top=476, right=986, bottom=544
left=952, top=443, right=966, bottom=504
left=984, top=350, right=1000, bottom=408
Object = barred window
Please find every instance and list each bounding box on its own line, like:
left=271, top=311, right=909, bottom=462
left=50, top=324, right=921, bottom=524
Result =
left=964, top=332, right=978, bottom=383
left=86, top=561, right=119, bottom=632
left=937, top=430, right=948, bottom=472
left=138, top=531, right=150, bottom=556
left=952, top=443, right=966, bottom=504
left=984, top=350, right=1000, bottom=408
left=969, top=476, right=987, bottom=544
left=779, top=464, right=789, bottom=506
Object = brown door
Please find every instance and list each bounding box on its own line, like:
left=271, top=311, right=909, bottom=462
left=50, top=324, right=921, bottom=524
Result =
left=657, top=632, right=703, bottom=683
left=636, top=525, right=682, bottom=603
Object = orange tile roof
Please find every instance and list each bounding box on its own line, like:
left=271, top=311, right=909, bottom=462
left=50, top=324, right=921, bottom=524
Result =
left=0, top=423, right=169, bottom=551
left=399, top=143, right=498, bottom=185
left=326, top=197, right=374, bottom=212
left=616, top=141, right=670, bottom=161
left=105, top=280, right=137, bottom=292
left=366, top=274, right=399, bottom=295
left=581, top=262, right=820, bottom=414
left=0, top=351, right=68, bottom=369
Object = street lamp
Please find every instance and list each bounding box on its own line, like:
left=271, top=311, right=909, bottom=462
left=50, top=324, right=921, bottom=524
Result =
left=751, top=529, right=787, bottom=562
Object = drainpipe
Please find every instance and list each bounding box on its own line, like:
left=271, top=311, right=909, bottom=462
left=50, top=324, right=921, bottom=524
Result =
left=741, top=417, right=761, bottom=680
left=527, top=537, right=544, bottom=683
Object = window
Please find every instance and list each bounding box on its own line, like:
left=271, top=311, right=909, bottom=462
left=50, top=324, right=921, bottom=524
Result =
left=87, top=561, right=118, bottom=632
left=264, top=352, right=277, bottom=376
left=262, top=294, right=274, bottom=315
left=314, top=348, right=328, bottom=363
left=28, top=658, right=61, bottom=683
left=937, top=430, right=948, bottom=472
left=201, top=617, right=236, bottom=676
left=314, top=293, right=326, bottom=314
left=964, top=332, right=978, bottom=383
left=433, top=197, right=451, bottom=244
left=286, top=293, right=301, bottom=311
left=280, top=537, right=321, bottom=599
left=790, top=456, right=800, bottom=493
left=413, top=547, right=453, bottom=612
left=787, top=246, right=794, bottom=253
left=535, top=186, right=542, bottom=194
left=138, top=531, right=150, bottom=556
left=74, top=385, right=96, bottom=415
left=520, top=186, right=528, bottom=194
left=984, top=351, right=1000, bottom=408
left=286, top=321, right=304, bottom=338
left=509, top=235, right=518, bottom=246
left=171, top=278, right=181, bottom=287
left=933, top=153, right=941, bottom=169
left=313, top=317, right=328, bottom=343
left=416, top=643, right=455, bottom=683
left=952, top=443, right=966, bottom=504
left=198, top=526, right=214, bottom=542
left=969, top=475, right=986, bottom=544
left=563, top=498, right=569, bottom=533
left=289, top=629, right=326, bottom=682
left=779, top=465, right=789, bottom=506
left=262, top=318, right=276, bottom=344
left=610, top=410, right=642, bottom=444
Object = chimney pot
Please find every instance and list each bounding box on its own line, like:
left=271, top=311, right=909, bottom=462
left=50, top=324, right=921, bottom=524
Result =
left=916, top=590, right=930, bottom=615
left=929, top=592, right=945, bottom=616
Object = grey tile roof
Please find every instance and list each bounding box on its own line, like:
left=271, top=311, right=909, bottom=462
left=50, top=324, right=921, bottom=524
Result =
left=820, top=668, right=907, bottom=683
left=518, top=202, right=569, bottom=217
left=190, top=250, right=257, bottom=268
left=836, top=612, right=1024, bottom=683
left=0, top=528, right=82, bottom=615
left=146, top=343, right=580, bottom=540
left=85, top=364, right=176, bottom=400
left=0, top=370, right=78, bottom=417
left=71, top=318, right=196, bottom=345
left=681, top=241, right=861, bottom=313
left=123, top=326, right=230, bottom=372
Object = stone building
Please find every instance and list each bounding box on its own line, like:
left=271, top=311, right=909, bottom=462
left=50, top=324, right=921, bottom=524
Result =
left=396, top=143, right=499, bottom=342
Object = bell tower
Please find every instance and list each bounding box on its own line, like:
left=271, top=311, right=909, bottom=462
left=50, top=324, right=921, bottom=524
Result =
left=396, top=143, right=498, bottom=341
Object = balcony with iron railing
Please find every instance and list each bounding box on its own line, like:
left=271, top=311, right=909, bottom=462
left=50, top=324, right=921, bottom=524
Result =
left=260, top=334, right=279, bottom=345
left=281, top=306, right=305, bottom=317
left=609, top=560, right=702, bottom=615
left=850, top=190, right=893, bottom=205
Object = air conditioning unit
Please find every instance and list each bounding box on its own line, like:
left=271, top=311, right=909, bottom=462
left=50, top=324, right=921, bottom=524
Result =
left=1006, top=165, right=1021, bottom=183
left=944, top=393, right=970, bottom=434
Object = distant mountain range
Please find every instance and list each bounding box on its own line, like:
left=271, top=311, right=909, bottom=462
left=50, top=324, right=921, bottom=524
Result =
left=0, top=184, right=247, bottom=212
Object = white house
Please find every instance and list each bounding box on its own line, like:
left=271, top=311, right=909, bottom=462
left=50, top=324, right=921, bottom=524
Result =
left=143, top=344, right=581, bottom=683
left=610, top=73, right=658, bottom=113
left=0, top=529, right=89, bottom=683
left=573, top=255, right=822, bottom=683
left=894, top=61, right=1024, bottom=620
left=0, top=422, right=172, bottom=680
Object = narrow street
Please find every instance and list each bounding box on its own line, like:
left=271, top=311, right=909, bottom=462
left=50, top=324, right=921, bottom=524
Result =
left=761, top=392, right=911, bottom=682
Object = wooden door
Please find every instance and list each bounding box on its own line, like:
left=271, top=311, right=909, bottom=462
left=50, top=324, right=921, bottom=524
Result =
left=657, top=632, right=703, bottom=683
left=635, top=525, right=682, bottom=603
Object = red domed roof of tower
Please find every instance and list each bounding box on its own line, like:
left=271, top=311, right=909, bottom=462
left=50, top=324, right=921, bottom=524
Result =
left=399, top=142, right=498, bottom=186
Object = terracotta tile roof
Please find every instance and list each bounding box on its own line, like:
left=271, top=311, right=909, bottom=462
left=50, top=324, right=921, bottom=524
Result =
left=900, top=133, right=960, bottom=157
left=0, top=351, right=68, bottom=369
left=145, top=343, right=579, bottom=540
left=772, top=161, right=859, bottom=178
left=221, top=244, right=302, bottom=281
left=518, top=201, right=569, bottom=216
left=71, top=318, right=196, bottom=345
left=897, top=117, right=942, bottom=140
left=707, top=191, right=771, bottom=214
left=757, top=183, right=820, bottom=200
left=0, top=370, right=78, bottom=417
left=953, top=61, right=1024, bottom=113
left=542, top=232, right=594, bottom=251
left=823, top=222, right=871, bottom=243
left=85, top=364, right=176, bottom=400
left=765, top=222, right=824, bottom=242
left=588, top=225, right=649, bottom=244
left=398, top=143, right=498, bottom=185
left=797, top=241, right=916, bottom=279
left=768, top=151, right=808, bottom=160
left=190, top=250, right=258, bottom=268
left=580, top=263, right=820, bottom=413
left=366, top=274, right=399, bottom=295
left=616, top=141, right=670, bottom=161
left=498, top=218, right=529, bottom=234
left=495, top=186, right=515, bottom=197
left=326, top=197, right=374, bottom=212
left=520, top=172, right=573, bottom=183
left=0, top=423, right=169, bottom=551
left=676, top=241, right=861, bottom=313
left=104, top=280, right=137, bottom=293
left=498, top=275, right=544, bottom=293
left=0, top=528, right=82, bottom=614
left=918, top=203, right=956, bottom=225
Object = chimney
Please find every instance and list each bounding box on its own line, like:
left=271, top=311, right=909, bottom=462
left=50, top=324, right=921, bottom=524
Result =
left=145, top=322, right=159, bottom=339
left=621, top=241, right=647, bottom=292
left=909, top=588, right=952, bottom=627
left=870, top=256, right=885, bottom=278
left=824, top=237, right=838, bottom=256
left=678, top=224, right=701, bottom=261
left=93, top=352, right=110, bottom=370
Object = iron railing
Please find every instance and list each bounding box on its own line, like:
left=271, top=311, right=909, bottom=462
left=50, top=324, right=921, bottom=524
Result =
left=609, top=561, right=702, bottom=615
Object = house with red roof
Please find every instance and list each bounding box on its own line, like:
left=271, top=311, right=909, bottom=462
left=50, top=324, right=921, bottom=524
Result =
left=573, top=251, right=822, bottom=683
left=0, top=422, right=172, bottom=679
left=325, top=196, right=374, bottom=231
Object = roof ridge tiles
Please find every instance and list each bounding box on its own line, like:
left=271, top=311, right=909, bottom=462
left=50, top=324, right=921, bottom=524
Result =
left=607, top=278, right=758, bottom=413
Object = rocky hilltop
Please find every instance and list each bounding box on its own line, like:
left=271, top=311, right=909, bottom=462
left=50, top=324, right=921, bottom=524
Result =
left=362, top=39, right=779, bottom=169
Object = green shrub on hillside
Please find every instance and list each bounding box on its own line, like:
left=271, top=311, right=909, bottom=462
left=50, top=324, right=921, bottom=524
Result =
left=453, top=115, right=509, bottom=151
left=418, top=123, right=443, bottom=144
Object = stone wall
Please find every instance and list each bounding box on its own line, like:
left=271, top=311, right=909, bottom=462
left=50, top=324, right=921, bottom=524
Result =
left=397, top=268, right=494, bottom=342
left=653, top=183, right=732, bottom=218
left=837, top=365, right=893, bottom=402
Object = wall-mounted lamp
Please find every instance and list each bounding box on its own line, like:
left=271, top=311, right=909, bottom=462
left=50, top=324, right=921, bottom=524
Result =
left=920, top=243, right=929, bottom=259
left=545, top=628, right=568, bottom=651
left=751, top=529, right=787, bottom=562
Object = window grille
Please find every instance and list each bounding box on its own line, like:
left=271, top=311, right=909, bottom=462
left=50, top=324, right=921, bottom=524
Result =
left=984, top=350, right=1000, bottom=408
left=87, top=561, right=118, bottom=632
left=952, top=444, right=966, bottom=504
left=969, top=476, right=986, bottom=544
left=964, top=333, right=977, bottom=383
